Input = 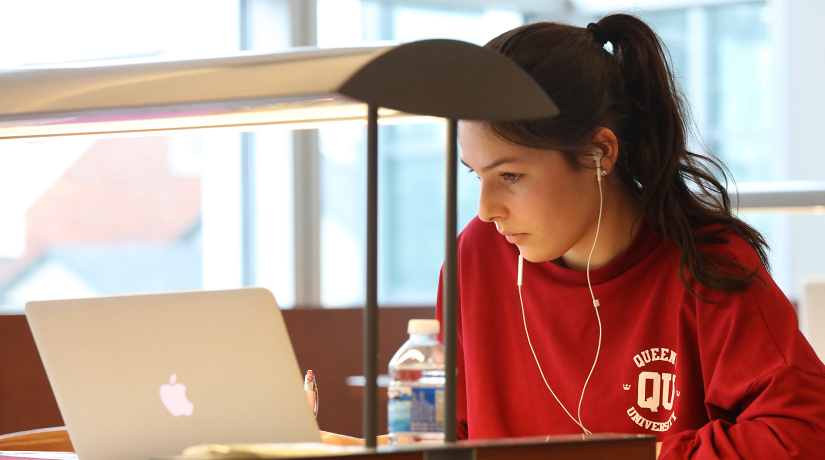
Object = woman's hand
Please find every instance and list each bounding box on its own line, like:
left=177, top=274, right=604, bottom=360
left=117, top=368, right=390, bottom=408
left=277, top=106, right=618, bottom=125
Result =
left=319, top=431, right=388, bottom=446
left=319, top=431, right=364, bottom=446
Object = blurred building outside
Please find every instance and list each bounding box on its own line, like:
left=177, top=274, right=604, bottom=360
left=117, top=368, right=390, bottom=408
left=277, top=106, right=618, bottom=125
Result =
left=0, top=137, right=202, bottom=311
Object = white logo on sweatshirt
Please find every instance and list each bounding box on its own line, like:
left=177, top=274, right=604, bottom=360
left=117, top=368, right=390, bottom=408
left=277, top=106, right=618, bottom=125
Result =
left=638, top=371, right=676, bottom=412
left=626, top=347, right=678, bottom=432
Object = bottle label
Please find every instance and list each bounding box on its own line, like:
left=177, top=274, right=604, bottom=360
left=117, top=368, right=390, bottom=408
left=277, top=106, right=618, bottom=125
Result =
left=388, top=386, right=412, bottom=432
left=410, top=387, right=444, bottom=432
left=388, top=386, right=444, bottom=434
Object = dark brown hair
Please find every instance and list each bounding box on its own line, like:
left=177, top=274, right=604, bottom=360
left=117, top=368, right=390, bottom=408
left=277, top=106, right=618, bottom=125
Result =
left=483, top=14, right=769, bottom=297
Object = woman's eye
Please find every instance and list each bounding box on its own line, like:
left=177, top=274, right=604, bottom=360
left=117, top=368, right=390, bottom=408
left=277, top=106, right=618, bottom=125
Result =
left=501, top=172, right=521, bottom=183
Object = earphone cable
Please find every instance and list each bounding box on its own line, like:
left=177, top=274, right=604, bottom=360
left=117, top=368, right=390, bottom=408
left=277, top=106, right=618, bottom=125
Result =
left=578, top=160, right=604, bottom=431
left=518, top=284, right=591, bottom=434
left=517, top=153, right=605, bottom=435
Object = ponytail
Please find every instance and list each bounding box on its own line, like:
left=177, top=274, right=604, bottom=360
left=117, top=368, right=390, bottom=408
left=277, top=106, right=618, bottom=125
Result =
left=483, top=14, right=769, bottom=298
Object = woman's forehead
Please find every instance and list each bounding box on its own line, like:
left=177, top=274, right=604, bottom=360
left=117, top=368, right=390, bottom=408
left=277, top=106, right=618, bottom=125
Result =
left=459, top=122, right=541, bottom=166
left=458, top=121, right=513, bottom=152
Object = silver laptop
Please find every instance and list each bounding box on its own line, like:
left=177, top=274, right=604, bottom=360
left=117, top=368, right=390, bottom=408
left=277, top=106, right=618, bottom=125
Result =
left=25, top=288, right=322, bottom=460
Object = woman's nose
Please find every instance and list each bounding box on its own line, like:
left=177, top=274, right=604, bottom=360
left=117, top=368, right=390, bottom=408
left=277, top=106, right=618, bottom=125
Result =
left=477, top=182, right=506, bottom=222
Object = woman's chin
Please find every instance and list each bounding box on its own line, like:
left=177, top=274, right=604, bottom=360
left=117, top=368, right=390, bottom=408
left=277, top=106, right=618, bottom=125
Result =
left=518, top=247, right=557, bottom=264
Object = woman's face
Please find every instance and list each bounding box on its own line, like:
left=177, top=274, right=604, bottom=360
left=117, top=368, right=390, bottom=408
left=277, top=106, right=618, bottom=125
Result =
left=458, top=121, right=602, bottom=264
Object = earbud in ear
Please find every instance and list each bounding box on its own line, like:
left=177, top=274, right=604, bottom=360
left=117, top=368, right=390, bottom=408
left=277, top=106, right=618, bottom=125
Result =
left=592, top=150, right=607, bottom=181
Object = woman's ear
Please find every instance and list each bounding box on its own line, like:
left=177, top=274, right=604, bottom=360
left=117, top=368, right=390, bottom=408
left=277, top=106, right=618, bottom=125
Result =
left=590, top=128, right=619, bottom=175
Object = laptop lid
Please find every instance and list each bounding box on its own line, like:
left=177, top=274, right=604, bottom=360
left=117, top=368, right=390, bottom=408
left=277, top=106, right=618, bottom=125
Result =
left=25, top=288, right=321, bottom=460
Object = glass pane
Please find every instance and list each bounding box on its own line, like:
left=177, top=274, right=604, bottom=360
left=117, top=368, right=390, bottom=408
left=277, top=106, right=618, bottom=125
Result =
left=0, top=127, right=298, bottom=312
left=707, top=2, right=772, bottom=182
left=640, top=3, right=772, bottom=183
left=392, top=4, right=523, bottom=45
left=317, top=0, right=523, bottom=306
left=640, top=9, right=688, bottom=84
left=252, top=129, right=296, bottom=307
left=0, top=0, right=300, bottom=312
left=0, top=136, right=203, bottom=312
left=0, top=0, right=239, bottom=68
left=319, top=123, right=366, bottom=306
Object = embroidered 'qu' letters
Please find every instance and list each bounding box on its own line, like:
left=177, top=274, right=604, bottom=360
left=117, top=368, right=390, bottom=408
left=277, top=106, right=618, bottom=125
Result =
left=625, top=347, right=678, bottom=432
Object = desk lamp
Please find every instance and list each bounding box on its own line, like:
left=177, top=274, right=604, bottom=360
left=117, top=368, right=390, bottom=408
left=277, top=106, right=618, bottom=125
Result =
left=0, top=39, right=559, bottom=446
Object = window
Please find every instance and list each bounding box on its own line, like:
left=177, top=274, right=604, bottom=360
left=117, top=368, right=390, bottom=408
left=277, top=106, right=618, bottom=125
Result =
left=316, top=1, right=523, bottom=306
left=0, top=0, right=298, bottom=312
left=643, top=2, right=773, bottom=182
left=1, top=0, right=818, bottom=312
left=640, top=2, right=805, bottom=296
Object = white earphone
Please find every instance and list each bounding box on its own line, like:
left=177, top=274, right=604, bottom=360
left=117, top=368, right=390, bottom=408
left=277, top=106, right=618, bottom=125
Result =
left=517, top=149, right=606, bottom=434
left=594, top=150, right=607, bottom=180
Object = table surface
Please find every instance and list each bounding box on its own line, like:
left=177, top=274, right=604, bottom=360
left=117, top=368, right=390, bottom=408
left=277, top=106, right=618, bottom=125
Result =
left=0, top=433, right=656, bottom=460
left=173, top=433, right=656, bottom=460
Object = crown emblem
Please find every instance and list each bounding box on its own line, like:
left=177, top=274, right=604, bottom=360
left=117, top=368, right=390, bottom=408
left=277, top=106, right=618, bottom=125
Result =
left=623, top=384, right=631, bottom=390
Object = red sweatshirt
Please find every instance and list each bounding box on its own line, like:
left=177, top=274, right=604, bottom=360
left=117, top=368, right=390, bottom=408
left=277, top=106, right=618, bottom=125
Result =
left=436, top=217, right=825, bottom=459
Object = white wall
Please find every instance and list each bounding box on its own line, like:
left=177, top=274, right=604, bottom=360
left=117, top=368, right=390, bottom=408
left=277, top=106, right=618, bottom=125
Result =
left=783, top=0, right=825, bottom=301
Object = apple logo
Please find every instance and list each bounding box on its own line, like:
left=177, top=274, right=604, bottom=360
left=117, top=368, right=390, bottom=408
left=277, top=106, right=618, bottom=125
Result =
left=159, top=374, right=194, bottom=417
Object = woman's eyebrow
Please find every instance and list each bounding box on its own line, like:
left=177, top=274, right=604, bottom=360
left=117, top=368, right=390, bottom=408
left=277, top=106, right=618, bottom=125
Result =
left=460, top=157, right=521, bottom=173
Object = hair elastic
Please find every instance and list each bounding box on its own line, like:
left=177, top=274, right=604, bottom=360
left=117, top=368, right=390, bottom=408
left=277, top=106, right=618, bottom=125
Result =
left=586, top=23, right=608, bottom=47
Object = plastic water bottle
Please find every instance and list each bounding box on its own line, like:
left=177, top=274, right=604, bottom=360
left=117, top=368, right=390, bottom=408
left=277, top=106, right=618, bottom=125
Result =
left=387, top=319, right=445, bottom=444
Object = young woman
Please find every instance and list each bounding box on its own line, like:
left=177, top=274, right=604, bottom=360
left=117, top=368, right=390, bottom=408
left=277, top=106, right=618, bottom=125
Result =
left=437, top=14, right=825, bottom=459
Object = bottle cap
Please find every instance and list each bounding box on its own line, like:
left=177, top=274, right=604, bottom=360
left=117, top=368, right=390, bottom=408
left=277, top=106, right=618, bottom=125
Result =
left=408, top=319, right=440, bottom=335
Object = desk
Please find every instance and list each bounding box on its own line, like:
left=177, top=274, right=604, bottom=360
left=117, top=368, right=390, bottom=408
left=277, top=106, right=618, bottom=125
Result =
left=0, top=434, right=654, bottom=460
left=172, top=434, right=655, bottom=459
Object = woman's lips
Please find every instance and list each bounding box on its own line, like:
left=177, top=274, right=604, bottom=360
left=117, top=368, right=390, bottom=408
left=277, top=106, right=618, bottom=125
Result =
left=504, top=233, right=526, bottom=244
